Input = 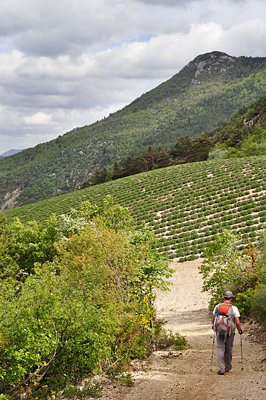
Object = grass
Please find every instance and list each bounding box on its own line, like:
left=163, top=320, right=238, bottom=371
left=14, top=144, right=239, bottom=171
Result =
left=4, top=155, right=266, bottom=261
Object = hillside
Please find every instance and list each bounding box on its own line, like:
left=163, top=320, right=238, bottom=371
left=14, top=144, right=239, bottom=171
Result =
left=1, top=51, right=266, bottom=210
left=5, top=155, right=266, bottom=262
left=211, top=95, right=266, bottom=156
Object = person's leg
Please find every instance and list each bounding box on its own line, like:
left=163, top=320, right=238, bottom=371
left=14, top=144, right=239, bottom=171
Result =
left=216, top=335, right=225, bottom=373
left=225, top=334, right=235, bottom=372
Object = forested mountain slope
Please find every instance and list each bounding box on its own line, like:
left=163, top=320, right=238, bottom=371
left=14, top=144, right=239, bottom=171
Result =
left=1, top=51, right=266, bottom=209
left=209, top=94, right=266, bottom=157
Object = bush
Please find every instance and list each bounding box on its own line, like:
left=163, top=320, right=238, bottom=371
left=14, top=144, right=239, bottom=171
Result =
left=0, top=199, right=174, bottom=398
left=235, top=288, right=255, bottom=317
left=153, top=320, right=190, bottom=351
left=251, top=284, right=266, bottom=324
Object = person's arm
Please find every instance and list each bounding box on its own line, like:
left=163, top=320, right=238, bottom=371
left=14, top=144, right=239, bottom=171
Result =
left=235, top=317, right=243, bottom=334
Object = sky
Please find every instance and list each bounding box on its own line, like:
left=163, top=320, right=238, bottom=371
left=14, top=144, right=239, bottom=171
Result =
left=1, top=0, right=266, bottom=154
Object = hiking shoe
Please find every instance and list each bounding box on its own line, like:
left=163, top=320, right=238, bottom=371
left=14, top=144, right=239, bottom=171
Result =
left=225, top=367, right=232, bottom=373
left=217, top=371, right=225, bottom=375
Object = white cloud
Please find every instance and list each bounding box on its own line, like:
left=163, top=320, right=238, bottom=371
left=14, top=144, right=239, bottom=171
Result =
left=24, top=112, right=51, bottom=125
left=220, top=19, right=266, bottom=56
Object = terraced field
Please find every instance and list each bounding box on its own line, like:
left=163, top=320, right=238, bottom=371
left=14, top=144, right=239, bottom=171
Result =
left=5, top=155, right=266, bottom=261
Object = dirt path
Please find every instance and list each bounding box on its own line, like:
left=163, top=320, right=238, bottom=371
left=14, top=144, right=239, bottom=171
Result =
left=101, top=259, right=266, bottom=400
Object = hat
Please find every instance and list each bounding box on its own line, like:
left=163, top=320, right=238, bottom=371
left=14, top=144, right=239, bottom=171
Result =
left=223, top=290, right=234, bottom=299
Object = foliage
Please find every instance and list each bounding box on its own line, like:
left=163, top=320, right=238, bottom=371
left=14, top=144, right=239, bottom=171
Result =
left=0, top=199, right=174, bottom=398
left=210, top=95, right=266, bottom=159
left=250, top=229, right=266, bottom=324
left=8, top=216, right=59, bottom=279
left=153, top=319, right=190, bottom=351
left=81, top=134, right=213, bottom=188
left=250, top=284, right=266, bottom=324
left=199, top=230, right=260, bottom=308
left=61, top=380, right=103, bottom=399
left=77, top=195, right=134, bottom=231
left=200, top=228, right=266, bottom=324
left=208, top=145, right=228, bottom=160
left=234, top=288, right=255, bottom=316
left=0, top=215, right=19, bottom=280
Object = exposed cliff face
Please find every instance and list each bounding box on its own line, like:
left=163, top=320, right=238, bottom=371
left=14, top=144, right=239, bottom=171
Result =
left=182, top=51, right=235, bottom=80
left=1, top=187, right=22, bottom=211
left=243, top=99, right=266, bottom=128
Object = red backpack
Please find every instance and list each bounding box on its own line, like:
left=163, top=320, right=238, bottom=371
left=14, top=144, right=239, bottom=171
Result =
left=214, top=303, right=234, bottom=337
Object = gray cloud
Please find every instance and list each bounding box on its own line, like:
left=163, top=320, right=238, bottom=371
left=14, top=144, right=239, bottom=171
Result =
left=0, top=0, right=266, bottom=154
left=136, top=0, right=197, bottom=6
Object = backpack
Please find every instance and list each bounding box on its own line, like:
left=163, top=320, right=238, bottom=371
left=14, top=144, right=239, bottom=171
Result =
left=214, top=303, right=235, bottom=339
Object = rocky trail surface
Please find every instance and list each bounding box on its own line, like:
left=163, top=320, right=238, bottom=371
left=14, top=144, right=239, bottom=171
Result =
left=100, top=259, right=266, bottom=400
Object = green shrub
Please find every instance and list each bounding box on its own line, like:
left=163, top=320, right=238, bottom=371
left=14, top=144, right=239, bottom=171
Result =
left=235, top=288, right=255, bottom=317
left=61, top=380, right=103, bottom=399
left=251, top=284, right=266, bottom=324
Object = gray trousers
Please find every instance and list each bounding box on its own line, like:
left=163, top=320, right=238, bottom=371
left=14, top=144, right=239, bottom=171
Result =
left=216, top=333, right=235, bottom=372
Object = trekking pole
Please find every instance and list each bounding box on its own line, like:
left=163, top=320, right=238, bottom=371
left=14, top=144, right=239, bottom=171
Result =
left=240, top=333, right=244, bottom=371
left=210, top=330, right=215, bottom=372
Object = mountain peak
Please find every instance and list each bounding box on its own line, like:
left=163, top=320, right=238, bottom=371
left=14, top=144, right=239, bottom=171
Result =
left=183, top=51, right=235, bottom=78
left=0, top=149, right=23, bottom=158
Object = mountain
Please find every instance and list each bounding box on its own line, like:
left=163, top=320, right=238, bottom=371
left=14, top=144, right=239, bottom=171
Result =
left=1, top=51, right=266, bottom=210
left=0, top=149, right=23, bottom=158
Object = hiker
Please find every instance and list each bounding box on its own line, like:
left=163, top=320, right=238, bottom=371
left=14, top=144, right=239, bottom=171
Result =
left=212, top=290, right=243, bottom=375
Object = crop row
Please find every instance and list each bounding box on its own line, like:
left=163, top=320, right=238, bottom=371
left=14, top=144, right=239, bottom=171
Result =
left=5, top=155, right=266, bottom=261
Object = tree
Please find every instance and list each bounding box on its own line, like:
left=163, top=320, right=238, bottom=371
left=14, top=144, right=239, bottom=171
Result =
left=199, top=229, right=260, bottom=307
left=156, top=147, right=171, bottom=168
left=0, top=198, right=173, bottom=398
left=132, top=154, right=148, bottom=174
left=0, top=214, right=19, bottom=280
left=145, top=145, right=155, bottom=170
left=172, top=136, right=192, bottom=162
left=186, top=136, right=213, bottom=162
left=9, top=216, right=59, bottom=278
left=92, top=167, right=110, bottom=185
left=122, top=156, right=134, bottom=177
left=112, top=161, right=122, bottom=180
left=77, top=195, right=134, bottom=231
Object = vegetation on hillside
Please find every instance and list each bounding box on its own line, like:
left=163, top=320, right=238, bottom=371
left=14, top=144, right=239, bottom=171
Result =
left=1, top=52, right=266, bottom=209
left=82, top=94, right=266, bottom=187
left=5, top=156, right=266, bottom=262
left=81, top=135, right=212, bottom=188
left=0, top=197, right=185, bottom=399
left=209, top=95, right=266, bottom=159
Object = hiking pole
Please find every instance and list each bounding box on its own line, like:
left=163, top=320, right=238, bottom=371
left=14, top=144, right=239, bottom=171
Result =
left=240, top=333, right=244, bottom=371
left=210, top=330, right=215, bottom=372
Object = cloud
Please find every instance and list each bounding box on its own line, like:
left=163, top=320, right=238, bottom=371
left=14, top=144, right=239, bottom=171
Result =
left=220, top=19, right=266, bottom=56
left=24, top=112, right=51, bottom=125
left=1, top=0, right=147, bottom=57
left=0, top=0, right=266, bottom=154
left=136, top=0, right=199, bottom=6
